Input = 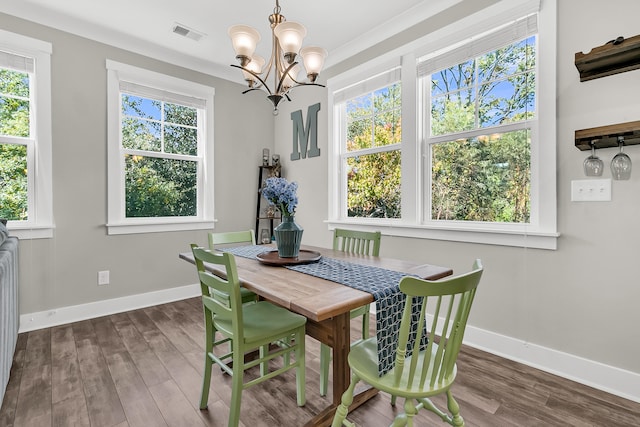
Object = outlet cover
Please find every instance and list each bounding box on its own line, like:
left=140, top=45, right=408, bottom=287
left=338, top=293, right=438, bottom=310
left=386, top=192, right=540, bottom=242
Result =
left=98, top=270, right=110, bottom=285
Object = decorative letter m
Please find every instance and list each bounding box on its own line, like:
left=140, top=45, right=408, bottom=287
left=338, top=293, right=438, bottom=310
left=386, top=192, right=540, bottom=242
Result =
left=290, top=103, right=321, bottom=160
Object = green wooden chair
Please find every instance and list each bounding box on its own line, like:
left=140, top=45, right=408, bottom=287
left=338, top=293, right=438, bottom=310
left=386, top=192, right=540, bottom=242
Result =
left=331, top=260, right=483, bottom=427
left=191, top=245, right=307, bottom=427
left=320, top=228, right=382, bottom=396
left=208, top=230, right=258, bottom=305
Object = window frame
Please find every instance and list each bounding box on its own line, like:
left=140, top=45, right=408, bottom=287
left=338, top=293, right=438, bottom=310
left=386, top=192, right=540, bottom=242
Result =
left=0, top=30, right=53, bottom=239
left=106, top=60, right=215, bottom=235
left=327, top=0, right=557, bottom=249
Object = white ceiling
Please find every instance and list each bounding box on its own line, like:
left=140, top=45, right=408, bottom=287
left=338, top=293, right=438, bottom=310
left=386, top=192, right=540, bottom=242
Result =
left=1, top=0, right=462, bottom=82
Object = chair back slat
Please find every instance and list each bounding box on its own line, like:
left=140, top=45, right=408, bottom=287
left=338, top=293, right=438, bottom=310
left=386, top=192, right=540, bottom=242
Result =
left=405, top=295, right=427, bottom=390
left=191, top=245, right=244, bottom=339
left=393, top=260, right=483, bottom=392
left=333, top=229, right=381, bottom=256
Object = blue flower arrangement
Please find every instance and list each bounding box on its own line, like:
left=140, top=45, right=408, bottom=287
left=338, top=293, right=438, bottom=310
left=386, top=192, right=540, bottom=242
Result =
left=262, top=177, right=298, bottom=216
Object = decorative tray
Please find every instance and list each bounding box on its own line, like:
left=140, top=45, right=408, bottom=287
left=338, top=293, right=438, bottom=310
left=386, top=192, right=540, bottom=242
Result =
left=256, top=249, right=322, bottom=266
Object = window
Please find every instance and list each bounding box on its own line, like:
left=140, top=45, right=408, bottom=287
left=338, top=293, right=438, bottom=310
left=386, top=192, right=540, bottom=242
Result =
left=421, top=20, right=537, bottom=226
left=328, top=0, right=557, bottom=249
left=0, top=30, right=53, bottom=239
left=106, top=61, right=215, bottom=235
left=335, top=69, right=402, bottom=219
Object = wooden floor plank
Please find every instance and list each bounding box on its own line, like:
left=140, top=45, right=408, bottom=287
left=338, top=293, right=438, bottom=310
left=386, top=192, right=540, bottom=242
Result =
left=1, top=297, right=639, bottom=426
left=72, top=320, right=127, bottom=427
left=110, top=311, right=173, bottom=388
left=147, top=379, right=208, bottom=427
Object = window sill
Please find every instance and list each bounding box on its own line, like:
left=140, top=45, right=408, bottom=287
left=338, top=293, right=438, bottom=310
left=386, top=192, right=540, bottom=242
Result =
left=107, top=219, right=216, bottom=235
left=4, top=224, right=54, bottom=240
left=326, top=220, right=559, bottom=250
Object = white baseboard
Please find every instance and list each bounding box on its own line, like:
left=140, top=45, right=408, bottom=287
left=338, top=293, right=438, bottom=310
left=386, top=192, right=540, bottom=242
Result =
left=19, top=283, right=200, bottom=333
left=463, top=325, right=640, bottom=404
left=19, top=289, right=639, bottom=404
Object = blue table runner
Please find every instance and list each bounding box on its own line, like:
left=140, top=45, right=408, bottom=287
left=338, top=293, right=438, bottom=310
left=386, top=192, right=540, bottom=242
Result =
left=221, top=245, right=426, bottom=375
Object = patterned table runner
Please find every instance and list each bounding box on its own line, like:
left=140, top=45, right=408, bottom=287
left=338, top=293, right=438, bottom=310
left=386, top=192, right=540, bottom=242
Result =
left=221, top=245, right=425, bottom=375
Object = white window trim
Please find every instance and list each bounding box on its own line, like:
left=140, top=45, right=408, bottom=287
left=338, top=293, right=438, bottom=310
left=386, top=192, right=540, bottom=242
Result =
left=0, top=30, right=54, bottom=240
left=106, top=60, right=215, bottom=235
left=327, top=0, right=557, bottom=250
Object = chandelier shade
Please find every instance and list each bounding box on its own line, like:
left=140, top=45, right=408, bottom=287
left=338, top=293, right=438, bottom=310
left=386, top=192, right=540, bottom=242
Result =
left=228, top=0, right=326, bottom=114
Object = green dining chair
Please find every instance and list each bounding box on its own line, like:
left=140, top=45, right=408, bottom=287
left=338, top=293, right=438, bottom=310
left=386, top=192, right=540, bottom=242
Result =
left=331, top=259, right=483, bottom=427
left=320, top=228, right=382, bottom=396
left=208, top=230, right=258, bottom=305
left=191, top=245, right=307, bottom=427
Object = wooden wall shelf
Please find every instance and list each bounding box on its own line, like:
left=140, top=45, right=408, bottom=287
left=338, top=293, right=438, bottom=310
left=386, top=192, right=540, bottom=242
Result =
left=575, top=34, right=640, bottom=82
left=575, top=120, right=640, bottom=151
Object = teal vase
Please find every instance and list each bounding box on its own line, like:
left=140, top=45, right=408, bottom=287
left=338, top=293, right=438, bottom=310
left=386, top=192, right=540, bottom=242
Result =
left=274, top=215, right=303, bottom=258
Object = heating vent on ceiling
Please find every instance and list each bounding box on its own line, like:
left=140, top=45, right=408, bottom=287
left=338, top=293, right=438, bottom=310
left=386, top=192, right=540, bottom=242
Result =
left=172, top=23, right=205, bottom=42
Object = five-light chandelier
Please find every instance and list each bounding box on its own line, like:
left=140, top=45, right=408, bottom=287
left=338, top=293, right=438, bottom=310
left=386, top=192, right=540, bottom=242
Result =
left=228, top=0, right=327, bottom=115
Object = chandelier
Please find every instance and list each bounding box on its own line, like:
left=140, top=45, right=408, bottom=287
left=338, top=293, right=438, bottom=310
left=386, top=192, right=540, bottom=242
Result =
left=228, top=0, right=327, bottom=115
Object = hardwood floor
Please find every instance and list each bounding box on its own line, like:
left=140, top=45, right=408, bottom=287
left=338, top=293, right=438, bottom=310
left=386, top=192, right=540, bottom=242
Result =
left=1, top=297, right=639, bottom=426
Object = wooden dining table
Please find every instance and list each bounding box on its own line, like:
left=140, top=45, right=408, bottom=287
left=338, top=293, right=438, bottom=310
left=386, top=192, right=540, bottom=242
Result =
left=179, top=244, right=452, bottom=426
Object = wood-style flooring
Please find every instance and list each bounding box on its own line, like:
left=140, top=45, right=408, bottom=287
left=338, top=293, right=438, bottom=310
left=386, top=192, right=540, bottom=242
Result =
left=1, top=297, right=639, bottom=426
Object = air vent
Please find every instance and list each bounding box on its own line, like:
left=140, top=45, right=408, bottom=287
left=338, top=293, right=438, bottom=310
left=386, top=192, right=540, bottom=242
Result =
left=172, top=23, right=205, bottom=42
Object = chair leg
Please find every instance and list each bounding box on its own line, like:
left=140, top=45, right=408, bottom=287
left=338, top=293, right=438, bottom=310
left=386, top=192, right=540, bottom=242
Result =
left=404, top=399, right=418, bottom=427
left=446, top=390, right=464, bottom=426
left=319, top=343, right=331, bottom=396
left=200, top=353, right=213, bottom=409
left=200, top=314, right=215, bottom=409
left=228, top=354, right=244, bottom=427
left=361, top=304, right=370, bottom=340
left=295, top=327, right=306, bottom=406
left=331, top=373, right=359, bottom=427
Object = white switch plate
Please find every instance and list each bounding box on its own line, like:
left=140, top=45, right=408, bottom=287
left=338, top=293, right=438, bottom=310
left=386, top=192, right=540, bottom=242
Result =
left=571, top=179, right=611, bottom=202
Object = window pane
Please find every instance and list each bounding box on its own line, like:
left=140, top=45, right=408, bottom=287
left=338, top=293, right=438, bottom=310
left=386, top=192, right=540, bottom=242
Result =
left=0, top=69, right=30, bottom=138
left=347, top=150, right=401, bottom=218
left=431, top=129, right=530, bottom=223
left=121, top=116, right=161, bottom=151
left=477, top=36, right=536, bottom=83
left=346, top=93, right=372, bottom=115
left=121, top=94, right=161, bottom=120
left=165, top=103, right=196, bottom=127
left=165, top=124, right=197, bottom=155
left=0, top=69, right=29, bottom=97
left=431, top=59, right=474, bottom=97
left=0, top=144, right=28, bottom=220
left=479, top=73, right=535, bottom=127
left=125, top=155, right=197, bottom=217
left=431, top=89, right=475, bottom=135
left=347, top=118, right=372, bottom=152
left=347, top=83, right=402, bottom=150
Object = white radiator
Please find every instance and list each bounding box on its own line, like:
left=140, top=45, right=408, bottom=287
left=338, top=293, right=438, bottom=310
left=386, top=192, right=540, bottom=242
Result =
left=0, top=233, right=18, bottom=406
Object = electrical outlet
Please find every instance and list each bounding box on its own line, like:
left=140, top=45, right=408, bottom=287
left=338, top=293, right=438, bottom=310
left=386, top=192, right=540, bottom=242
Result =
left=571, top=179, right=611, bottom=202
left=98, top=270, right=110, bottom=285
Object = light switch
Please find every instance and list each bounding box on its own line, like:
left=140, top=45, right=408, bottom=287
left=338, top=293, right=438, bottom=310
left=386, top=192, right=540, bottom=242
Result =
left=571, top=179, right=611, bottom=202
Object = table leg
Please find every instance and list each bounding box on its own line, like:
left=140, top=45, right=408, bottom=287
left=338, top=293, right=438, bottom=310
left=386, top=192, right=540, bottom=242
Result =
left=304, top=312, right=378, bottom=427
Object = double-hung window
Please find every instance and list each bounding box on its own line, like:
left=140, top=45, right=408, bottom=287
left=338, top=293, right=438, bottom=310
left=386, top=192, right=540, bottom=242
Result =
left=329, top=0, right=557, bottom=249
left=0, top=30, right=53, bottom=239
left=420, top=15, right=538, bottom=228
left=334, top=68, right=402, bottom=219
left=106, top=61, right=215, bottom=235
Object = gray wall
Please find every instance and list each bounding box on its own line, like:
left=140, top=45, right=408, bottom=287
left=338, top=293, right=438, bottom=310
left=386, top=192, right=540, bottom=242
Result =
left=274, top=0, right=640, bottom=382
left=0, top=13, right=273, bottom=314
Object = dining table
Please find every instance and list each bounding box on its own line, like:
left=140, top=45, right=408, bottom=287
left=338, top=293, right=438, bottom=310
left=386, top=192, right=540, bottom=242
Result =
left=179, top=244, right=452, bottom=427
